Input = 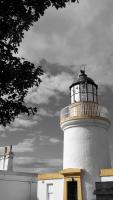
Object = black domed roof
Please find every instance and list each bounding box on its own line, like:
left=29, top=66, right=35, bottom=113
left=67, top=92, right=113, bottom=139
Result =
left=78, top=70, right=95, bottom=84
left=70, top=70, right=97, bottom=89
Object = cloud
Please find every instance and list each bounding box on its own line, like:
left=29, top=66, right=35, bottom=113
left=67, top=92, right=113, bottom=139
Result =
left=38, top=108, right=60, bottom=117
left=39, top=108, right=53, bottom=117
left=14, top=156, right=62, bottom=172
left=0, top=126, right=5, bottom=132
left=0, top=114, right=39, bottom=134
left=0, top=133, right=7, bottom=138
left=8, top=127, right=24, bottom=132
left=13, top=138, right=35, bottom=153
left=49, top=138, right=60, bottom=144
left=0, top=125, right=24, bottom=134
left=0, top=123, right=24, bottom=135
left=39, top=135, right=61, bottom=145
left=17, top=0, right=113, bottom=88
left=12, top=117, right=37, bottom=128
left=14, top=157, right=36, bottom=165
left=18, top=0, right=113, bottom=66
left=25, top=72, right=72, bottom=105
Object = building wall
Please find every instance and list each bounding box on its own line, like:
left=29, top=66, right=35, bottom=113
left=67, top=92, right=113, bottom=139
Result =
left=37, top=179, right=64, bottom=200
left=62, top=119, right=111, bottom=200
left=0, top=145, right=13, bottom=170
left=101, top=176, right=113, bottom=182
left=0, top=171, right=37, bottom=200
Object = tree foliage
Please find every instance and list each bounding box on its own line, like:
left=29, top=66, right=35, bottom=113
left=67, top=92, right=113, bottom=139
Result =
left=0, top=0, right=79, bottom=126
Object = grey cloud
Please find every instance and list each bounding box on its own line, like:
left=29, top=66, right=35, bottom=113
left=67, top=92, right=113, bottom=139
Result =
left=14, top=157, right=62, bottom=170
left=18, top=0, right=113, bottom=66
left=39, top=135, right=61, bottom=146
left=13, top=138, right=36, bottom=153
left=25, top=72, right=72, bottom=105
left=0, top=133, right=7, bottom=138
left=12, top=117, right=37, bottom=128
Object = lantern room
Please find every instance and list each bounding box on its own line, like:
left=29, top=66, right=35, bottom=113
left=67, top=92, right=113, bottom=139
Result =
left=70, top=70, right=98, bottom=104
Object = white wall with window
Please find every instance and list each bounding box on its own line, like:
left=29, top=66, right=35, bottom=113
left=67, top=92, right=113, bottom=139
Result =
left=47, top=184, right=53, bottom=200
left=37, top=179, right=64, bottom=200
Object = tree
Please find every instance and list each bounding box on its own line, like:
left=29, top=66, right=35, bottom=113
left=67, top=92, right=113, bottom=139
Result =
left=0, top=0, right=79, bottom=126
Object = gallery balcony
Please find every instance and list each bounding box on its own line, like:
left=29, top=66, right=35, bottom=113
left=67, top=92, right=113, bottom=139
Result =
left=60, top=102, right=110, bottom=125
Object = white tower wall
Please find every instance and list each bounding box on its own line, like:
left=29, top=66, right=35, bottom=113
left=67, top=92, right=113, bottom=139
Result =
left=61, top=118, right=111, bottom=200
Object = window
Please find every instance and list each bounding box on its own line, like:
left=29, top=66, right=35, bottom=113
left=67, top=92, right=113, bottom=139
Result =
left=47, top=184, right=53, bottom=200
left=94, top=95, right=97, bottom=102
left=71, top=85, right=80, bottom=103
left=71, top=88, right=74, bottom=96
left=93, top=86, right=97, bottom=94
left=87, top=84, right=98, bottom=103
left=75, top=93, right=80, bottom=102
left=88, top=93, right=93, bottom=101
left=88, top=84, right=92, bottom=93
left=80, top=84, right=86, bottom=93
left=74, top=85, right=79, bottom=94
left=81, top=93, right=87, bottom=101
left=70, top=83, right=98, bottom=103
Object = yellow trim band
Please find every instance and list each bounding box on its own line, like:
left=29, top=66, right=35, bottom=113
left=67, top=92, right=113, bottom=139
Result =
left=100, top=168, right=113, bottom=177
left=61, top=168, right=83, bottom=200
left=38, top=172, right=63, bottom=180
left=37, top=168, right=83, bottom=200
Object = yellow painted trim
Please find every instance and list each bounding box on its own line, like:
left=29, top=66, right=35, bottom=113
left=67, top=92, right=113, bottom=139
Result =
left=60, top=116, right=110, bottom=125
left=38, top=171, right=63, bottom=180
left=38, top=168, right=83, bottom=180
left=63, top=169, right=83, bottom=200
left=61, top=169, right=83, bottom=200
left=37, top=168, right=83, bottom=200
left=100, top=168, right=113, bottom=177
left=61, top=168, right=82, bottom=176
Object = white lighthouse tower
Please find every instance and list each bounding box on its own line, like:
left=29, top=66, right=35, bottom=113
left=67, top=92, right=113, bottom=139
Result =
left=60, top=70, right=111, bottom=200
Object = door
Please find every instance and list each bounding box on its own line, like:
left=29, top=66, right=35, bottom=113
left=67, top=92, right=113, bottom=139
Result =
left=67, top=181, right=78, bottom=200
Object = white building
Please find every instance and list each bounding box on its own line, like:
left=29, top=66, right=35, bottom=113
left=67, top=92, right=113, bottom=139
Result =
left=0, top=145, right=37, bottom=200
left=37, top=70, right=111, bottom=200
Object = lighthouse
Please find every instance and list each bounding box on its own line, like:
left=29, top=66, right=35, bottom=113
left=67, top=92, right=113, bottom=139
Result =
left=60, top=70, right=111, bottom=200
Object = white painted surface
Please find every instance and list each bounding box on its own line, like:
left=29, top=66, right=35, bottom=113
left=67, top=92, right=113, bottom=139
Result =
left=37, top=179, right=64, bottom=200
left=0, top=146, right=13, bottom=171
left=0, top=153, right=13, bottom=171
left=0, top=156, right=6, bottom=170
left=101, top=176, right=113, bottom=182
left=0, top=171, right=37, bottom=200
left=61, top=118, right=111, bottom=200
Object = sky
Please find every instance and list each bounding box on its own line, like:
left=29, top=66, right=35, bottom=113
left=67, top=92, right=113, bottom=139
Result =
left=1, top=0, right=113, bottom=173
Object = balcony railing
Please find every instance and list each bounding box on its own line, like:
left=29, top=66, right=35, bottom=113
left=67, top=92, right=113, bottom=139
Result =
left=60, top=102, right=109, bottom=124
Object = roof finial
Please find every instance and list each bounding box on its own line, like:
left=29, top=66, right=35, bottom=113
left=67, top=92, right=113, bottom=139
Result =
left=80, top=64, right=86, bottom=75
